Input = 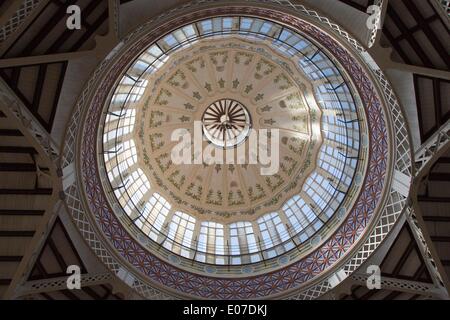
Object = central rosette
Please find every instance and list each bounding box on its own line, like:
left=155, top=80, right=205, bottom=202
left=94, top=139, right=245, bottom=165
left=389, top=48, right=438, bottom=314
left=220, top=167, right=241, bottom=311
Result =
left=134, top=37, right=322, bottom=221
left=202, top=99, right=251, bottom=148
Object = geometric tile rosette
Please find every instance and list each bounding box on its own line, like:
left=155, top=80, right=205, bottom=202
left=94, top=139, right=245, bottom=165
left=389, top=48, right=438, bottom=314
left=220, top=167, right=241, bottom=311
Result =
left=62, top=0, right=412, bottom=299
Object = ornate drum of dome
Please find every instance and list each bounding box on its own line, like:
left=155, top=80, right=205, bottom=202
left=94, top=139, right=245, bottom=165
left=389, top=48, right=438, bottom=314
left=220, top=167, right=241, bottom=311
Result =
left=62, top=0, right=412, bottom=299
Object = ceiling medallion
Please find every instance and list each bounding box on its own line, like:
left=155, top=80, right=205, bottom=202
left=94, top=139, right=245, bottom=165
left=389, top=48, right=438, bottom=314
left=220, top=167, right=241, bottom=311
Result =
left=202, top=99, right=251, bottom=148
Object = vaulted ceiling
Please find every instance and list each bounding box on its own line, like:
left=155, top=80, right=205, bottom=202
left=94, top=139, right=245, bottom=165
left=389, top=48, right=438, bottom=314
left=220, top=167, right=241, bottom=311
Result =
left=0, top=0, right=449, bottom=300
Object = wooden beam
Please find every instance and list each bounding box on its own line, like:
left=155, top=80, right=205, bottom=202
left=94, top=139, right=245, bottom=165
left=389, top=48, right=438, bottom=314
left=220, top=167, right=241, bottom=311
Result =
left=0, top=188, right=52, bottom=195
left=387, top=5, right=434, bottom=67
left=392, top=240, right=416, bottom=276
left=0, top=1, right=51, bottom=58
left=0, top=1, right=25, bottom=28
left=389, top=62, right=450, bottom=80
left=56, top=219, right=88, bottom=273
left=430, top=236, right=450, bottom=243
left=383, top=291, right=402, bottom=300
left=393, top=14, right=440, bottom=42
left=0, top=129, right=22, bottom=136
left=34, top=261, right=48, bottom=279
left=418, top=196, right=450, bottom=203
left=0, top=256, right=22, bottom=262
left=384, top=27, right=411, bottom=65
left=433, top=78, right=443, bottom=128
left=47, top=238, right=67, bottom=272
left=337, top=0, right=367, bottom=11
left=31, top=64, right=47, bottom=112
left=0, top=209, right=45, bottom=216
left=0, top=231, right=35, bottom=237
left=82, top=287, right=103, bottom=300
left=20, top=0, right=78, bottom=56
left=0, top=61, right=67, bottom=132
left=0, top=163, right=37, bottom=172
left=402, top=0, right=450, bottom=69
left=0, top=52, right=87, bottom=68
left=46, top=0, right=104, bottom=54
left=428, top=172, right=450, bottom=181
left=359, top=287, right=379, bottom=300
left=47, top=61, right=67, bottom=132
left=413, top=74, right=426, bottom=143
left=60, top=289, right=80, bottom=300
left=70, top=8, right=108, bottom=51
left=40, top=292, right=54, bottom=300
left=412, top=263, right=429, bottom=282
left=423, top=216, right=450, bottom=222
left=436, top=157, right=450, bottom=164
left=0, top=146, right=37, bottom=154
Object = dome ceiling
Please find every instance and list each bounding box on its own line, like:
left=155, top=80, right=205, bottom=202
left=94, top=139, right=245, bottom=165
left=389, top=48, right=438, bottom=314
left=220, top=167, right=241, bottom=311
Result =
left=101, top=21, right=367, bottom=267
left=134, top=37, right=322, bottom=221
left=6, top=0, right=448, bottom=302
left=64, top=1, right=412, bottom=300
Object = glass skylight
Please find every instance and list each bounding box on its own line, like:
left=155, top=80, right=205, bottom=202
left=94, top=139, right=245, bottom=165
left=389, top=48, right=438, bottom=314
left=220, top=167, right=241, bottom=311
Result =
left=101, top=16, right=363, bottom=266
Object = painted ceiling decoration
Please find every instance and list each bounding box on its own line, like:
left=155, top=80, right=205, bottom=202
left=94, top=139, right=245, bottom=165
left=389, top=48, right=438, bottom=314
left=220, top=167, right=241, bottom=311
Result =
left=61, top=0, right=412, bottom=299
left=101, top=32, right=368, bottom=268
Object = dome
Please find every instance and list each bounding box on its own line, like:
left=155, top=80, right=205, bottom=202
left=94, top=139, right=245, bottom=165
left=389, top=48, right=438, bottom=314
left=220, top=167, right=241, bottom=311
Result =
left=101, top=26, right=365, bottom=267
left=6, top=0, right=450, bottom=304
left=65, top=0, right=411, bottom=299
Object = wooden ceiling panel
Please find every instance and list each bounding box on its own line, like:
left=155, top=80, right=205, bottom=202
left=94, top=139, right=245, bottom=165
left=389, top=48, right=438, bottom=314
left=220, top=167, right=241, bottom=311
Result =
left=418, top=148, right=450, bottom=287
left=440, top=81, right=450, bottom=115
left=0, top=61, right=67, bottom=131
left=383, top=0, right=450, bottom=70
left=2, top=2, right=59, bottom=58
left=39, top=246, right=64, bottom=276
left=16, top=65, right=38, bottom=104
left=50, top=223, right=85, bottom=268
left=337, top=0, right=375, bottom=12
left=415, top=0, right=439, bottom=18
left=390, top=0, right=417, bottom=29
left=0, top=0, right=112, bottom=134
left=414, top=75, right=450, bottom=142
left=28, top=218, right=86, bottom=281
left=340, top=221, right=434, bottom=300
left=0, top=237, right=32, bottom=257
left=381, top=224, right=433, bottom=283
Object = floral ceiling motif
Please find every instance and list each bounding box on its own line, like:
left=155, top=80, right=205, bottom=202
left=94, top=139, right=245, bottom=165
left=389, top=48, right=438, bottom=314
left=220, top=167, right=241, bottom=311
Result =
left=92, top=7, right=374, bottom=288
left=135, top=38, right=322, bottom=221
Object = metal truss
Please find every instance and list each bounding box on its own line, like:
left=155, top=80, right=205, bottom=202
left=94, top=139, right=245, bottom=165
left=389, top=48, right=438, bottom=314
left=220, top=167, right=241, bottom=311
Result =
left=439, top=0, right=450, bottom=16
left=17, top=273, right=114, bottom=297
left=414, top=119, right=450, bottom=179
left=351, top=273, right=442, bottom=298
left=0, top=0, right=43, bottom=43
left=406, top=205, right=449, bottom=298
left=0, top=77, right=60, bottom=163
